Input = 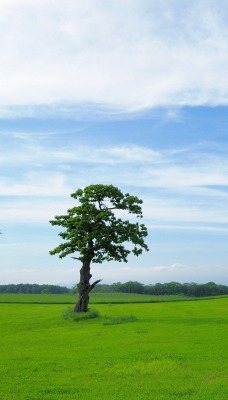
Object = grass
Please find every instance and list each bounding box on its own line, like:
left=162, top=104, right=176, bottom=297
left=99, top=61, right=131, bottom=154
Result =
left=103, top=315, right=138, bottom=325
left=62, top=307, right=100, bottom=321
left=0, top=292, right=190, bottom=304
left=0, top=295, right=227, bottom=399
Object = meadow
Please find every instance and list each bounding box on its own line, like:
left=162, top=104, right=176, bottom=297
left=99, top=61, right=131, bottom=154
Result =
left=0, top=292, right=189, bottom=304
left=0, top=294, right=227, bottom=400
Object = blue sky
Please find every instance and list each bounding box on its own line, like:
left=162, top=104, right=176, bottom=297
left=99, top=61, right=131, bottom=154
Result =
left=0, top=1, right=228, bottom=285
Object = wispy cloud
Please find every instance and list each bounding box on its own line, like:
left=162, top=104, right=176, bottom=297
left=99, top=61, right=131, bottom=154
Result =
left=151, top=224, right=228, bottom=233
left=0, top=173, right=70, bottom=196
left=1, top=137, right=228, bottom=229
left=1, top=133, right=228, bottom=203
left=0, top=199, right=73, bottom=223
left=0, top=1, right=227, bottom=116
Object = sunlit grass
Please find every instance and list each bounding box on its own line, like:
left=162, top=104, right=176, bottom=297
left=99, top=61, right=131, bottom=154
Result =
left=1, top=292, right=226, bottom=304
left=0, top=292, right=189, bottom=304
left=0, top=297, right=227, bottom=399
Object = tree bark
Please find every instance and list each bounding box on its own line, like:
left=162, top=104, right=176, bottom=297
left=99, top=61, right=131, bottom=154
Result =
left=74, top=259, right=102, bottom=312
left=74, top=259, right=92, bottom=312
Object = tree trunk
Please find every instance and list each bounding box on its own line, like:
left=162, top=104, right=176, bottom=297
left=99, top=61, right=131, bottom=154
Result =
left=74, top=259, right=92, bottom=312
left=74, top=259, right=102, bottom=312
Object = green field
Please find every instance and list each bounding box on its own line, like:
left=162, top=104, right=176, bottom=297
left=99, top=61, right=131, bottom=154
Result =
left=1, top=292, right=227, bottom=304
left=0, top=292, right=190, bottom=304
left=0, top=295, right=227, bottom=399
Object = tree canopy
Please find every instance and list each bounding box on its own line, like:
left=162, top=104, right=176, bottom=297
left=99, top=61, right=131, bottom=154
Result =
left=49, top=184, right=149, bottom=311
left=50, top=184, right=149, bottom=262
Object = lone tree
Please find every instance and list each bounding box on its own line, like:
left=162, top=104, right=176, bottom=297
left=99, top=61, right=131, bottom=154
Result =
left=49, top=184, right=149, bottom=312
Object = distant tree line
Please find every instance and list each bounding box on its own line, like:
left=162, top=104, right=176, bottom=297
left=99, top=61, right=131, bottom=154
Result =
left=0, top=283, right=69, bottom=294
left=1, top=281, right=228, bottom=297
left=90, top=281, right=228, bottom=297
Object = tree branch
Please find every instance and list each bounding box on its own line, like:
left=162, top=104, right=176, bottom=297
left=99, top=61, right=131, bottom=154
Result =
left=79, top=279, right=102, bottom=299
left=88, top=279, right=102, bottom=293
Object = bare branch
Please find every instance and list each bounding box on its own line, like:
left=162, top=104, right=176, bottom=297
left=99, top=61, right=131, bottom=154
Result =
left=78, top=279, right=102, bottom=302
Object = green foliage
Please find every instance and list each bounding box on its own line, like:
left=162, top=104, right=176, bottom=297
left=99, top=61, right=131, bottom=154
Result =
left=92, top=281, right=228, bottom=297
left=62, top=307, right=100, bottom=321
left=0, top=283, right=69, bottom=294
left=49, top=184, right=149, bottom=263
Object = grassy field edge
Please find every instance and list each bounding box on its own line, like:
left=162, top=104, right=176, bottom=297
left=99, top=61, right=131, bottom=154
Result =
left=0, top=292, right=227, bottom=304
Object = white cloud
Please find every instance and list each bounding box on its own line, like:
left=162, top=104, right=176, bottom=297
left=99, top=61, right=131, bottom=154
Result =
left=1, top=136, right=228, bottom=227
left=0, top=140, right=161, bottom=166
left=0, top=198, right=75, bottom=222
left=151, top=224, right=228, bottom=233
left=0, top=0, right=227, bottom=115
left=1, top=261, right=227, bottom=285
left=142, top=165, right=228, bottom=188
left=143, top=200, right=228, bottom=224
left=86, top=263, right=228, bottom=285
left=0, top=266, right=78, bottom=285
left=0, top=173, right=70, bottom=196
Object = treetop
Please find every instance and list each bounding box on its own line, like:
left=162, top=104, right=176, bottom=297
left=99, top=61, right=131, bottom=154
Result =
left=71, top=184, right=143, bottom=216
left=49, top=184, right=149, bottom=263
